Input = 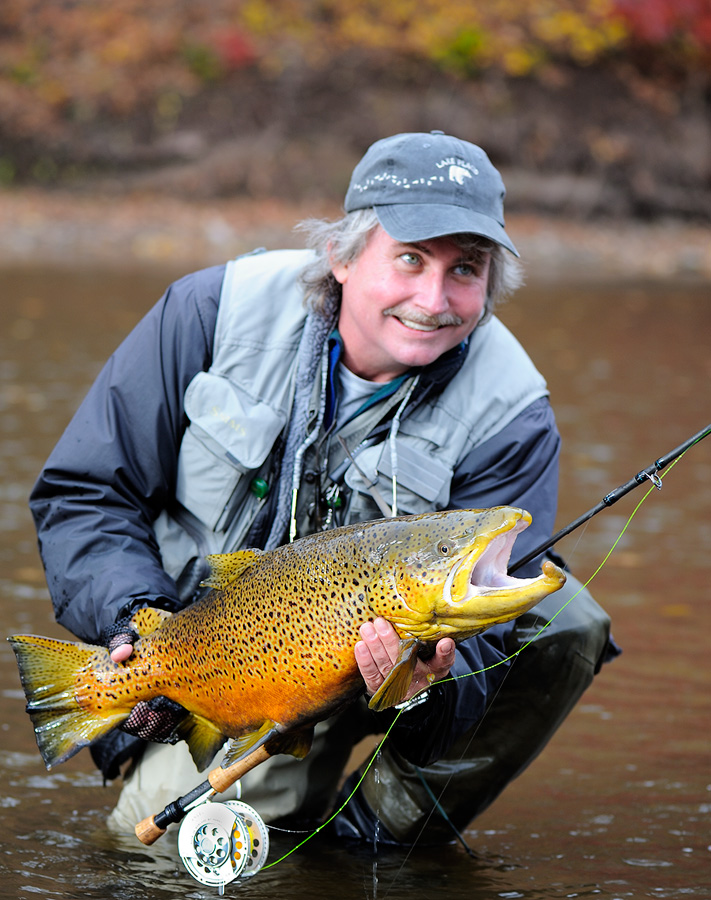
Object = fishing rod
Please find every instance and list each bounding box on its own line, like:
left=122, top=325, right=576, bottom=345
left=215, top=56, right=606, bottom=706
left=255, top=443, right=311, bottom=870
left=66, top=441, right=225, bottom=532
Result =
left=135, top=743, right=272, bottom=845
left=509, top=422, right=711, bottom=574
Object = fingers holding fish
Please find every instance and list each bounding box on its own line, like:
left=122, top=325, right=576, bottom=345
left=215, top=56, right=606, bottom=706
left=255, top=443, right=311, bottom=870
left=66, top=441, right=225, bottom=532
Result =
left=355, top=618, right=400, bottom=696
left=120, top=696, right=188, bottom=743
left=103, top=615, right=140, bottom=663
left=420, top=637, right=456, bottom=687
left=402, top=637, right=456, bottom=703
left=110, top=642, right=134, bottom=663
left=356, top=618, right=456, bottom=703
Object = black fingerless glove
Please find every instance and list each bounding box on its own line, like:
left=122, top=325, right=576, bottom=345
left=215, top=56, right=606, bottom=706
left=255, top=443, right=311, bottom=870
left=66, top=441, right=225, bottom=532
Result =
left=102, top=616, right=140, bottom=655
left=92, top=609, right=184, bottom=779
left=120, top=696, right=187, bottom=744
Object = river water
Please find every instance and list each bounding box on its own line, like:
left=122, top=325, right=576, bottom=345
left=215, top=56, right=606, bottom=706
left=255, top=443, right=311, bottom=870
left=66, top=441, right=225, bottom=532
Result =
left=1, top=265, right=709, bottom=899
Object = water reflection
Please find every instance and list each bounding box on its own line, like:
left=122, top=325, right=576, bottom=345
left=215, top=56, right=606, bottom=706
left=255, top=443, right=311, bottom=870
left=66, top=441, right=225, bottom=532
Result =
left=1, top=266, right=710, bottom=898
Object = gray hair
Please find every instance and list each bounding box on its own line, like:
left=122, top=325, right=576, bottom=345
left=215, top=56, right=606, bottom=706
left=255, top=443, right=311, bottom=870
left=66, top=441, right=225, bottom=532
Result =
left=295, top=208, right=524, bottom=320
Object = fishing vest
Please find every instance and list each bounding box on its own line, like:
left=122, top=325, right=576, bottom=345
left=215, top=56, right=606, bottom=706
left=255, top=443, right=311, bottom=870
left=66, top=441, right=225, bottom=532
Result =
left=153, top=249, right=549, bottom=589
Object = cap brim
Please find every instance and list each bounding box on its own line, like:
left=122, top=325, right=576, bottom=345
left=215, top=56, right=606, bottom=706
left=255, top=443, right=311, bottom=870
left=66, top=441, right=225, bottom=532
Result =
left=375, top=204, right=519, bottom=257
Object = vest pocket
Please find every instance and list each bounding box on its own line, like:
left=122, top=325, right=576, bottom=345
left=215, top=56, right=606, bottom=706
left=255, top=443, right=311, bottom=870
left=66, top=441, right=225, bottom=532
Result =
left=176, top=372, right=286, bottom=531
left=343, top=440, right=453, bottom=520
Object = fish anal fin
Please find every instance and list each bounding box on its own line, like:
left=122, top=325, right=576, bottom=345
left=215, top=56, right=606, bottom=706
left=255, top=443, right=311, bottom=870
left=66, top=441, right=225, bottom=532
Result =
left=367, top=638, right=420, bottom=713
left=222, top=719, right=281, bottom=768
left=177, top=714, right=227, bottom=771
left=202, top=550, right=262, bottom=590
left=129, top=607, right=173, bottom=637
left=265, top=727, right=314, bottom=760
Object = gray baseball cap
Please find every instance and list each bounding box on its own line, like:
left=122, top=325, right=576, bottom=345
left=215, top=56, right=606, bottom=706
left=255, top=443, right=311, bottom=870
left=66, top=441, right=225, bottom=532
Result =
left=344, top=131, right=518, bottom=256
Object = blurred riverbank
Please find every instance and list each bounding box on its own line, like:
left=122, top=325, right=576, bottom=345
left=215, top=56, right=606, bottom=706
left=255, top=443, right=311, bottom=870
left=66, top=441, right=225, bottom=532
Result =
left=2, top=187, right=710, bottom=284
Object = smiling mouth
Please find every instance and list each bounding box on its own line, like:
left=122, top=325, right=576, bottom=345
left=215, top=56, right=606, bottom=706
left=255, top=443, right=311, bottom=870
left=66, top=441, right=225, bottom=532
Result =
left=388, top=311, right=463, bottom=332
left=396, top=317, right=441, bottom=332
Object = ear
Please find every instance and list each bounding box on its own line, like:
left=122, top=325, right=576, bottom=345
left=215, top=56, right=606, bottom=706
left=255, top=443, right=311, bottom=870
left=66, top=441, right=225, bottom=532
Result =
left=327, top=242, right=350, bottom=285
left=330, top=260, right=349, bottom=284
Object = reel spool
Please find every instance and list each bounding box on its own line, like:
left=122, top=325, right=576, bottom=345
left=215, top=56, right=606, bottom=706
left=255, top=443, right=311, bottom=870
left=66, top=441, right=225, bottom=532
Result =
left=223, top=800, right=270, bottom=878
left=178, top=799, right=269, bottom=891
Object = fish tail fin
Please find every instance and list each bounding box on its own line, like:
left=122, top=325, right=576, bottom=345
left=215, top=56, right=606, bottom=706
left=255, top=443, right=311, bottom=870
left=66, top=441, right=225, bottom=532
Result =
left=8, top=634, right=127, bottom=769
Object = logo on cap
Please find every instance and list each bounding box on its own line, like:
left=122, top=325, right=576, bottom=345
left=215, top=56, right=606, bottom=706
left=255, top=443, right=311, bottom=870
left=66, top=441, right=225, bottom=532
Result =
left=436, top=156, right=479, bottom=187
left=448, top=165, right=472, bottom=185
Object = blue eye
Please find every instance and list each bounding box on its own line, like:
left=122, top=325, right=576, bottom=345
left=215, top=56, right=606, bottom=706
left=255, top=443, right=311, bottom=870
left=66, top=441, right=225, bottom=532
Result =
left=401, top=252, right=420, bottom=265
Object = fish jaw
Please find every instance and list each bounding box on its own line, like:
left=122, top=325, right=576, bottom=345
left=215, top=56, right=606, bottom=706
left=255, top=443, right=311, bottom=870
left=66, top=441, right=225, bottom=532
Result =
left=432, top=550, right=566, bottom=639
left=385, top=507, right=566, bottom=641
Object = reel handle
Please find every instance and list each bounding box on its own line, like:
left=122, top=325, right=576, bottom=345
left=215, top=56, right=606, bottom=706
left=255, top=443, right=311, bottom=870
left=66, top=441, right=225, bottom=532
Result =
left=135, top=744, right=272, bottom=845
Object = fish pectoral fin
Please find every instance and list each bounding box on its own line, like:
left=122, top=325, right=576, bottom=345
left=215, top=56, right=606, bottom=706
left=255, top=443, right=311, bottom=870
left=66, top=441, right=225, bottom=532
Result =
left=367, top=638, right=420, bottom=713
left=222, top=719, right=281, bottom=768
left=177, top=714, right=227, bottom=772
left=129, top=607, right=174, bottom=637
left=265, top=727, right=314, bottom=760
left=202, top=550, right=262, bottom=590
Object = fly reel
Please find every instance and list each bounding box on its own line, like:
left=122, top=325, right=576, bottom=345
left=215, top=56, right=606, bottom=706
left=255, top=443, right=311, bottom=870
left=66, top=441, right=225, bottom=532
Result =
left=178, top=799, right=270, bottom=892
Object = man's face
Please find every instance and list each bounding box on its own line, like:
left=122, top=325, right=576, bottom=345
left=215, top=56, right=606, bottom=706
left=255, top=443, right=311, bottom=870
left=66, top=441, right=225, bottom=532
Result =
left=332, top=226, right=491, bottom=383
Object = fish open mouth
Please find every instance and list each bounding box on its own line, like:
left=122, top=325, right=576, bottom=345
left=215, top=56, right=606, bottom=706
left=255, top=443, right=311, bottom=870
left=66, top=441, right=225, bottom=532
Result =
left=468, top=519, right=534, bottom=594
left=444, top=516, right=564, bottom=608
left=433, top=516, right=566, bottom=636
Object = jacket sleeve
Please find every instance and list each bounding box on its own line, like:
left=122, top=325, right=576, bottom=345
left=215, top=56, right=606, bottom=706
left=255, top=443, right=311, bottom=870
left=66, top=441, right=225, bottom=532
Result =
left=29, top=265, right=224, bottom=643
left=449, top=395, right=560, bottom=577
left=389, top=396, right=561, bottom=765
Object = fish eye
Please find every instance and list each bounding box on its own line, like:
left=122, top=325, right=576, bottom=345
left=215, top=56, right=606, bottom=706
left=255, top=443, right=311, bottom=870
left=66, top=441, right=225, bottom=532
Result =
left=437, top=541, right=451, bottom=556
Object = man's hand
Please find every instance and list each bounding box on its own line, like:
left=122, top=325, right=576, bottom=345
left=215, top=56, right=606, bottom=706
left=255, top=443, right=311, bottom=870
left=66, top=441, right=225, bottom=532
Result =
left=103, top=617, right=139, bottom=663
left=120, top=696, right=187, bottom=743
left=355, top=617, right=455, bottom=705
left=103, top=616, right=186, bottom=742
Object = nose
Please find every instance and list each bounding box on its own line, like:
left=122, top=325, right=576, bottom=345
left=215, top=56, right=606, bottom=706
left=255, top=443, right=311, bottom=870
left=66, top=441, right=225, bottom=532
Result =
left=414, top=268, right=450, bottom=315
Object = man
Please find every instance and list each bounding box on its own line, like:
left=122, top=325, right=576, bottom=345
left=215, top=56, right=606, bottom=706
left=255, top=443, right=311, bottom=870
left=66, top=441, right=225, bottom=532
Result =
left=30, top=131, right=615, bottom=844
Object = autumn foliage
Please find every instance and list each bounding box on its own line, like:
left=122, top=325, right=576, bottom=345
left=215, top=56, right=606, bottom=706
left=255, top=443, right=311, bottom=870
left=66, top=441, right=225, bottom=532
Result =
left=0, top=0, right=709, bottom=182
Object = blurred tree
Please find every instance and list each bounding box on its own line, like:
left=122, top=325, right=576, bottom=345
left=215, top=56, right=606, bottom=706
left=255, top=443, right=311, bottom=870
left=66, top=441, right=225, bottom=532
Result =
left=612, top=0, right=711, bottom=50
left=0, top=0, right=708, bottom=207
left=3, top=0, right=709, bottom=143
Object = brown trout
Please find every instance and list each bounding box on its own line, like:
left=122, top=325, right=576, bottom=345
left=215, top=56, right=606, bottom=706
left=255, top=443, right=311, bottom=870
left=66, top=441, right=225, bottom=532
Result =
left=10, top=507, right=565, bottom=773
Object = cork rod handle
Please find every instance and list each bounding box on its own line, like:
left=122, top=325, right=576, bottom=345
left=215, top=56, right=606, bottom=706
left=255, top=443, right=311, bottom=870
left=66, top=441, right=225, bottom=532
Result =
left=134, top=744, right=272, bottom=845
